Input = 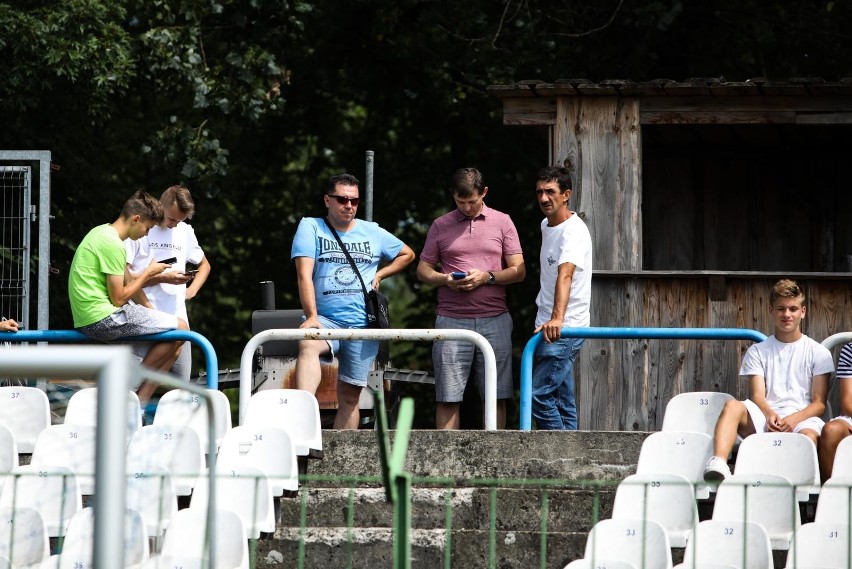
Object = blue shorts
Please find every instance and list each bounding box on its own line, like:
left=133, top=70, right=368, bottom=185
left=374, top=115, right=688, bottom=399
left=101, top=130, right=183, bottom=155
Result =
left=433, top=312, right=514, bottom=402
left=316, top=316, right=379, bottom=388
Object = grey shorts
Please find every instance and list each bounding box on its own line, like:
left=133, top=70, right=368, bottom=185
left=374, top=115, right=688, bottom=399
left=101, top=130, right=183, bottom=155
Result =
left=79, top=304, right=179, bottom=348
left=433, top=312, right=514, bottom=402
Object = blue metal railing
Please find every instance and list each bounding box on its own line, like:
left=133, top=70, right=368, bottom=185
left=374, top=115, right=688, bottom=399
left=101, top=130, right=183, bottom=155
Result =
left=519, top=326, right=768, bottom=431
left=0, top=330, right=219, bottom=388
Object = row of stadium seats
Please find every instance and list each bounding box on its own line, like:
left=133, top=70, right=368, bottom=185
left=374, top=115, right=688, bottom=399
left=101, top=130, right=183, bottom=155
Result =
left=0, top=504, right=251, bottom=569
left=565, top=391, right=851, bottom=569
left=0, top=386, right=324, bottom=567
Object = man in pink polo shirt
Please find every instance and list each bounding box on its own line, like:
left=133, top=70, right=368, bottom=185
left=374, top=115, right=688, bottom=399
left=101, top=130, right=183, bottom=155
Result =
left=417, top=168, right=526, bottom=429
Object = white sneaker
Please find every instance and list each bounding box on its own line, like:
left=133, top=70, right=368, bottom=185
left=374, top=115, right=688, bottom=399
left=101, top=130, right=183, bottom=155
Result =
left=703, top=455, right=731, bottom=483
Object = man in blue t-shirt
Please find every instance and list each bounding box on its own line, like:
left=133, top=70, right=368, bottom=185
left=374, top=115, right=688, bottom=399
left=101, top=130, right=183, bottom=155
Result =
left=291, top=173, right=415, bottom=428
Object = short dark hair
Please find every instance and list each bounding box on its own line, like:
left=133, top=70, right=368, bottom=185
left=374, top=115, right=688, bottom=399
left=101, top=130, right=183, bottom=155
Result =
left=449, top=167, right=484, bottom=198
left=160, top=185, right=195, bottom=219
left=121, top=190, right=163, bottom=223
left=536, top=166, right=573, bottom=192
left=326, top=173, right=360, bottom=195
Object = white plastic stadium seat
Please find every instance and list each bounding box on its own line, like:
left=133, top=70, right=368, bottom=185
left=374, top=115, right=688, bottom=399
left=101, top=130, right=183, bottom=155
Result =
left=31, top=424, right=98, bottom=495
left=0, top=506, right=49, bottom=568
left=153, top=389, right=232, bottom=453
left=612, top=473, right=698, bottom=548
left=661, top=392, right=734, bottom=437
left=216, top=425, right=299, bottom=495
left=43, top=507, right=148, bottom=569
left=63, top=387, right=142, bottom=439
left=0, top=464, right=82, bottom=537
left=0, top=386, right=51, bottom=453
left=814, top=476, right=852, bottom=524
left=582, top=518, right=673, bottom=569
left=826, top=435, right=852, bottom=479
left=712, top=473, right=800, bottom=550
left=636, top=431, right=714, bottom=499
left=0, top=426, right=18, bottom=481
left=675, top=519, right=773, bottom=569
left=243, top=389, right=323, bottom=458
left=126, top=466, right=179, bottom=539
left=150, top=508, right=249, bottom=569
left=189, top=465, right=275, bottom=539
left=734, top=432, right=820, bottom=501
left=785, top=522, right=851, bottom=569
left=564, top=559, right=638, bottom=569
left=126, top=424, right=204, bottom=496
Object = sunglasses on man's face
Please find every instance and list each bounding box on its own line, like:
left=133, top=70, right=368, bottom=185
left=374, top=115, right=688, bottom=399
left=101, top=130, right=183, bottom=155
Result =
left=328, top=194, right=360, bottom=206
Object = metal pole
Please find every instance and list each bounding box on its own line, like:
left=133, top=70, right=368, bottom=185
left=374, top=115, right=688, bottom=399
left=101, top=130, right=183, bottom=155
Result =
left=0, top=329, right=220, bottom=388
left=93, top=350, right=133, bottom=569
left=365, top=150, right=374, bottom=222
left=519, top=326, right=769, bottom=430
left=37, top=151, right=51, bottom=332
left=239, top=328, right=497, bottom=429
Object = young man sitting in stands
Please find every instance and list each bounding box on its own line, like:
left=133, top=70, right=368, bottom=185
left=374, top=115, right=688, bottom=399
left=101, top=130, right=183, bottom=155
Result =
left=69, top=190, right=189, bottom=404
left=817, top=344, right=852, bottom=481
left=703, top=279, right=834, bottom=482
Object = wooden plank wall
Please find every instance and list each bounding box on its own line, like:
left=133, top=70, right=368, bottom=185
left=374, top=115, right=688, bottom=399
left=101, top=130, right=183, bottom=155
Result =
left=576, top=276, right=852, bottom=431
left=552, top=97, right=642, bottom=271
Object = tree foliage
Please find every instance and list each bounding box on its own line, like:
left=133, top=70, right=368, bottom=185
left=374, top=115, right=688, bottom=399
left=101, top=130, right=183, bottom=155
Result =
left=1, top=0, right=852, bottom=423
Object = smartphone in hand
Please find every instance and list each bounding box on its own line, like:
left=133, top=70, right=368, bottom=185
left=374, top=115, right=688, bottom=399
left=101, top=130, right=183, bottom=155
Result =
left=451, top=272, right=466, bottom=280
left=183, top=269, right=199, bottom=277
left=160, top=256, right=177, bottom=265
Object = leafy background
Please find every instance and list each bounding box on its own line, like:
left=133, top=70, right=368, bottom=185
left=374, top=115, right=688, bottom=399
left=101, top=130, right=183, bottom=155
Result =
left=2, top=0, right=851, bottom=425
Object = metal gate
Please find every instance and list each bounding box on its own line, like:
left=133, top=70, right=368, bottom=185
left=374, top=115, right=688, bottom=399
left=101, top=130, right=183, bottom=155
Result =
left=0, top=166, right=32, bottom=327
left=0, top=150, right=51, bottom=331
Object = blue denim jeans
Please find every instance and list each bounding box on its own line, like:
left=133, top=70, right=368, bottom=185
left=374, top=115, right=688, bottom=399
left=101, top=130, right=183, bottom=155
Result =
left=532, top=337, right=585, bottom=430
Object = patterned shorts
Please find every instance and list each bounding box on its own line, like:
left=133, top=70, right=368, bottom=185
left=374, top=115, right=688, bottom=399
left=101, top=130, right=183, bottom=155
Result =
left=79, top=304, right=178, bottom=342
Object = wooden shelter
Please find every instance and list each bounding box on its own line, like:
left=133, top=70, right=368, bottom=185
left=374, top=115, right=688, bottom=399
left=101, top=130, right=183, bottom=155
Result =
left=489, top=77, right=852, bottom=430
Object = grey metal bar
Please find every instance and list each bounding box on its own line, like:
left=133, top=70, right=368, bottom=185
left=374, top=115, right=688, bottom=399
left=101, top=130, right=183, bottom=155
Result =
left=365, top=150, right=374, bottom=222
left=139, top=368, right=219, bottom=569
left=239, top=328, right=498, bottom=429
left=822, top=332, right=852, bottom=351
left=36, top=151, right=51, bottom=332
left=93, top=350, right=133, bottom=568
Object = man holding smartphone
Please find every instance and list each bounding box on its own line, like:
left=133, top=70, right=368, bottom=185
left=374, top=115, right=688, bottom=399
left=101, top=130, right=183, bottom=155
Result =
left=125, top=185, right=212, bottom=381
left=417, top=168, right=526, bottom=429
left=70, top=190, right=189, bottom=404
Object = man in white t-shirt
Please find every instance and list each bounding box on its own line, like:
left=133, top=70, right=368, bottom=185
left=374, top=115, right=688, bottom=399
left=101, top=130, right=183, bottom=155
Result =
left=532, top=166, right=593, bottom=430
left=704, top=279, right=833, bottom=482
left=125, top=185, right=212, bottom=382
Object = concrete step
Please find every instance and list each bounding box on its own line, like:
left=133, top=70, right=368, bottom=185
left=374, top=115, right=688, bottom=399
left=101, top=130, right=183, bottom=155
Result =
left=277, top=486, right=616, bottom=533
left=255, top=528, right=588, bottom=569
left=310, top=429, right=647, bottom=482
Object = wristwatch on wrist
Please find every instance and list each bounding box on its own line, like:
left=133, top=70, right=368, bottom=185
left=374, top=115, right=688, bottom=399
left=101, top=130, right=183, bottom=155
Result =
left=487, top=272, right=495, bottom=285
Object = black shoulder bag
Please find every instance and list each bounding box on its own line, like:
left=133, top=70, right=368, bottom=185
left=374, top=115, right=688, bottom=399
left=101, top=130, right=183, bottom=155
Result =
left=323, top=218, right=390, bottom=329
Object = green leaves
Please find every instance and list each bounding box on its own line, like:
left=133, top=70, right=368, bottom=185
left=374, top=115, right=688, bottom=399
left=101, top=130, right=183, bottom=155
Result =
left=0, top=0, right=133, bottom=116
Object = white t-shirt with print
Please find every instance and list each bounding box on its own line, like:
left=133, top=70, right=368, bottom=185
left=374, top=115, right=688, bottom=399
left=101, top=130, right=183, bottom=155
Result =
left=124, top=222, right=204, bottom=322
